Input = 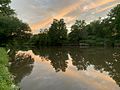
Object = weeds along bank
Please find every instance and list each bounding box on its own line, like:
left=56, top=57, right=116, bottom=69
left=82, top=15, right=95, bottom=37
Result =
left=0, top=48, right=17, bottom=90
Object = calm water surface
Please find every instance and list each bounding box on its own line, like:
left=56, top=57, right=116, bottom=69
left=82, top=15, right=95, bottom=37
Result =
left=9, top=47, right=120, bottom=90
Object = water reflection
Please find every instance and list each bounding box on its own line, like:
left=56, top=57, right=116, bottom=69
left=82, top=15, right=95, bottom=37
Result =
left=9, top=47, right=120, bottom=89
left=9, top=52, right=34, bottom=84
left=44, top=48, right=68, bottom=72
left=33, top=47, right=120, bottom=82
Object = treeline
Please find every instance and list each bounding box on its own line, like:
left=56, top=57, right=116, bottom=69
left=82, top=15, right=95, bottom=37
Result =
left=29, top=4, right=120, bottom=47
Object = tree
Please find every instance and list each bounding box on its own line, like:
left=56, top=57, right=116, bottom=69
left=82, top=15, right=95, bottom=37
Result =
left=68, top=20, right=87, bottom=44
left=29, top=33, right=49, bottom=46
left=0, top=15, right=31, bottom=45
left=107, top=4, right=120, bottom=39
left=48, top=19, right=67, bottom=45
left=87, top=20, right=103, bottom=37
left=97, top=4, right=120, bottom=46
left=0, top=0, right=31, bottom=46
left=0, top=0, right=15, bottom=16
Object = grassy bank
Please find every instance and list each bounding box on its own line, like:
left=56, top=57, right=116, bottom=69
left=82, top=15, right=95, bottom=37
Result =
left=0, top=48, right=16, bottom=90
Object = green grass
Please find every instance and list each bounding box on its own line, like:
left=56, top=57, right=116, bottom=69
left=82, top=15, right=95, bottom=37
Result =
left=0, top=48, right=16, bottom=90
left=0, top=48, right=8, bottom=65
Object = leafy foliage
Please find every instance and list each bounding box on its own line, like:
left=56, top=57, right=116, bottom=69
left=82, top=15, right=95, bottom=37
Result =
left=0, top=0, right=31, bottom=46
left=68, top=20, right=87, bottom=44
left=0, top=16, right=31, bottom=45
left=48, top=19, right=67, bottom=45
left=0, top=0, right=15, bottom=16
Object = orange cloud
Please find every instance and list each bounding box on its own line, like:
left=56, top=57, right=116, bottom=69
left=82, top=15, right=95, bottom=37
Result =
left=30, top=0, right=116, bottom=33
left=95, top=3, right=117, bottom=13
left=82, top=0, right=116, bottom=12
left=30, top=0, right=84, bottom=31
left=93, top=0, right=115, bottom=8
left=30, top=17, right=52, bottom=32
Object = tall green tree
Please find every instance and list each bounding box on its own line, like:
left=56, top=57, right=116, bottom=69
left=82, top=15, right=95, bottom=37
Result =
left=98, top=4, right=120, bottom=46
left=48, top=19, right=67, bottom=45
left=0, top=16, right=31, bottom=45
left=107, top=4, right=120, bottom=39
left=68, top=20, right=87, bottom=44
left=88, top=20, right=101, bottom=36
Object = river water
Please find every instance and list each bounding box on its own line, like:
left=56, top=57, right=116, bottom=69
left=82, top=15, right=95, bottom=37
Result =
left=9, top=47, right=120, bottom=90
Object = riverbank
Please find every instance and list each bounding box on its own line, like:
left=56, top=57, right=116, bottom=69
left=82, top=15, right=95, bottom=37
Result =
left=0, top=48, right=17, bottom=90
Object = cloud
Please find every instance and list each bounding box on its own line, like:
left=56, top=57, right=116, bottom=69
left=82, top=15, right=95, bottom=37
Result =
left=11, top=0, right=120, bottom=33
left=31, top=0, right=117, bottom=32
left=86, top=0, right=115, bottom=10
left=95, top=3, right=118, bottom=14
left=30, top=0, right=84, bottom=31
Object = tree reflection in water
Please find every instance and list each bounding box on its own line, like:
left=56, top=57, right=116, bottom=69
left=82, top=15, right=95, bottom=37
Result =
left=32, top=47, right=68, bottom=72
left=69, top=48, right=120, bottom=86
left=47, top=48, right=68, bottom=72
left=9, top=47, right=120, bottom=87
left=9, top=52, right=34, bottom=84
left=33, top=47, right=120, bottom=86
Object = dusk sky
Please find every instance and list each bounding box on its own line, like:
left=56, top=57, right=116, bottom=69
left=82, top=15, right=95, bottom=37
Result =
left=11, top=0, right=120, bottom=33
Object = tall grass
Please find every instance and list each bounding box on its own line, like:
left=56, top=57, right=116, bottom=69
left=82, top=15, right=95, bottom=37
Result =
left=0, top=48, right=16, bottom=90
left=0, top=48, right=8, bottom=65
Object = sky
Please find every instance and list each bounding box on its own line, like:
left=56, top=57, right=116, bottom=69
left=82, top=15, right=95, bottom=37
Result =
left=11, top=0, right=120, bottom=33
